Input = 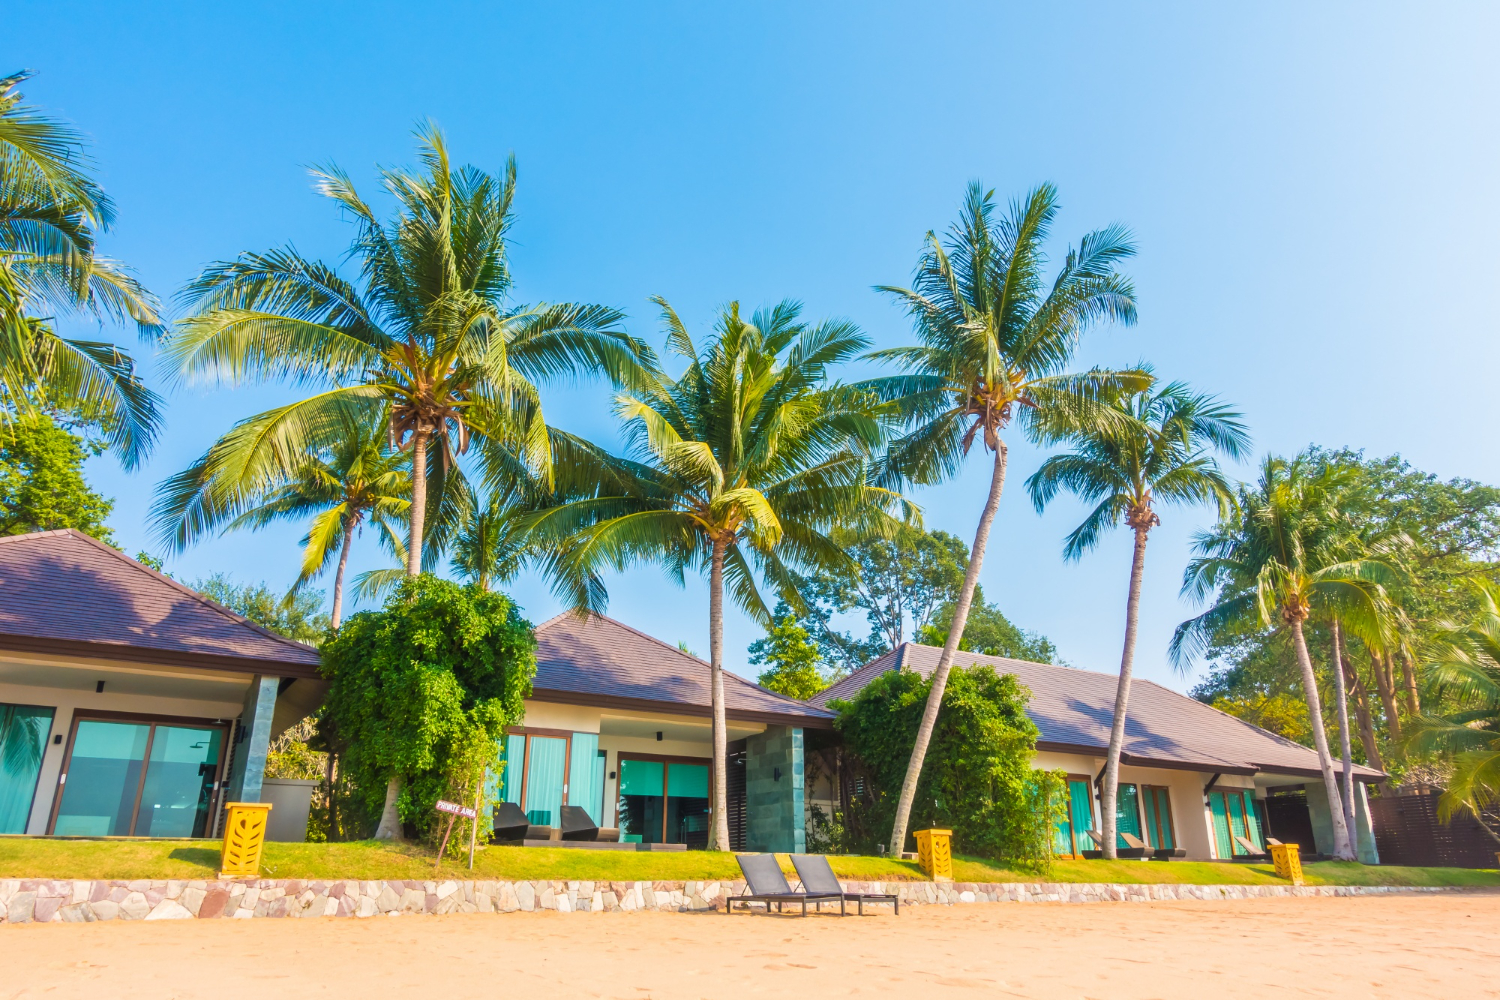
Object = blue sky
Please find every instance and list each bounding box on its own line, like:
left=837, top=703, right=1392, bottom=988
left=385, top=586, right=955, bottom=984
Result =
left=8, top=3, right=1500, bottom=692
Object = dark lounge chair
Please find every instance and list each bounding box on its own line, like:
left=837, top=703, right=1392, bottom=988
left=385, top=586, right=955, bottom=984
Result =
left=1232, top=835, right=1269, bottom=861
left=726, top=854, right=843, bottom=916
left=492, top=802, right=530, bottom=842
left=559, top=805, right=599, bottom=841
left=1082, top=830, right=1149, bottom=860
left=790, top=854, right=899, bottom=916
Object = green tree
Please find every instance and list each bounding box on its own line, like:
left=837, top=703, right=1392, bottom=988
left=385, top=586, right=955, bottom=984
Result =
left=526, top=298, right=894, bottom=850
left=162, top=127, right=646, bottom=579
left=0, top=414, right=114, bottom=542
left=749, top=614, right=831, bottom=700
left=918, top=586, right=1059, bottom=664
left=319, top=575, right=536, bottom=843
left=831, top=664, right=1062, bottom=869
left=451, top=490, right=529, bottom=592
left=0, top=71, right=164, bottom=464
left=860, top=181, right=1143, bottom=854
left=1172, top=455, right=1402, bottom=861
left=155, top=412, right=410, bottom=628
left=191, top=574, right=329, bottom=644
left=1025, top=378, right=1247, bottom=858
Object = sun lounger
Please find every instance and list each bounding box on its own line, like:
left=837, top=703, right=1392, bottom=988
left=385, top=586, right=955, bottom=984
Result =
left=1081, top=830, right=1148, bottom=860
left=790, top=854, right=899, bottom=915
left=726, top=854, right=843, bottom=916
left=492, top=802, right=530, bottom=842
left=1233, top=835, right=1269, bottom=861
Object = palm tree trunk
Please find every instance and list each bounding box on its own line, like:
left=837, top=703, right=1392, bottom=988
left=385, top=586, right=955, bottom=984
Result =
left=1101, top=521, right=1150, bottom=861
left=1330, top=619, right=1358, bottom=855
left=330, top=514, right=355, bottom=629
left=888, top=442, right=1008, bottom=857
left=406, top=430, right=428, bottom=577
left=373, top=775, right=402, bottom=840
left=707, top=537, right=730, bottom=852
left=1372, top=650, right=1402, bottom=742
left=1399, top=651, right=1421, bottom=716
left=1289, top=617, right=1354, bottom=860
left=1343, top=649, right=1385, bottom=778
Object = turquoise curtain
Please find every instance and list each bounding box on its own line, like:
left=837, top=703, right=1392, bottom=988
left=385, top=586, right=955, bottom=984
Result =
left=1147, top=787, right=1174, bottom=849
left=567, top=733, right=605, bottom=824
left=524, top=736, right=567, bottom=826
left=497, top=734, right=526, bottom=805
left=620, top=759, right=663, bottom=796
left=0, top=704, right=53, bottom=834
left=666, top=763, right=708, bottom=798
left=1143, top=787, right=1161, bottom=848
left=1068, top=779, right=1094, bottom=851
left=1226, top=790, right=1248, bottom=853
left=1115, top=783, right=1142, bottom=847
left=1209, top=792, right=1233, bottom=859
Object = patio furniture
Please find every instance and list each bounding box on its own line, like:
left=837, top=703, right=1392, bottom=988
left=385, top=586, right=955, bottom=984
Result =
left=492, top=803, right=530, bottom=842
left=1152, top=847, right=1187, bottom=860
left=560, top=805, right=599, bottom=841
left=1233, top=835, right=1269, bottom=861
left=790, top=854, right=899, bottom=916
left=1082, top=830, right=1148, bottom=860
left=726, top=854, right=842, bottom=916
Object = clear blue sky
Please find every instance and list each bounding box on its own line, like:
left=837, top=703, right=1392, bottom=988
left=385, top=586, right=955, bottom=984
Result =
left=9, top=3, right=1499, bottom=693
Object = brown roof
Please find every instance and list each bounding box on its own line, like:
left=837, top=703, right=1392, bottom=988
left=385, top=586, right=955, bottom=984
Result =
left=812, top=642, right=1385, bottom=783
left=531, top=613, right=835, bottom=729
left=0, top=529, right=321, bottom=678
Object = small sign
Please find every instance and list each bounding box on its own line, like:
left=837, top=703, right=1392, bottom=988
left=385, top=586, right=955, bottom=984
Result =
left=436, top=799, right=477, bottom=820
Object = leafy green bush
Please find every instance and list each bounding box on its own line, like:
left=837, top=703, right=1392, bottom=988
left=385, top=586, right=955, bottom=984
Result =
left=319, top=575, right=536, bottom=851
left=832, top=664, right=1064, bottom=872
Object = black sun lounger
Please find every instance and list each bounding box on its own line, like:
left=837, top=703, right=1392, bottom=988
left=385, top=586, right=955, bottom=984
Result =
left=790, top=854, right=899, bottom=916
left=726, top=854, right=843, bottom=916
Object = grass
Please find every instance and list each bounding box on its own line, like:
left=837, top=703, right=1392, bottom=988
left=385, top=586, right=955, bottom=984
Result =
left=2, top=837, right=1498, bottom=888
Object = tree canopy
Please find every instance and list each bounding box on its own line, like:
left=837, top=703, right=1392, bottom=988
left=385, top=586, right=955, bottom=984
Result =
left=0, top=414, right=114, bottom=542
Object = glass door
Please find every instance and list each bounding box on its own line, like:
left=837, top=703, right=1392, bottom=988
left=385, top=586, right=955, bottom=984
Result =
left=1114, top=783, right=1143, bottom=849
left=618, top=759, right=663, bottom=843
left=0, top=704, right=54, bottom=834
left=665, top=762, right=709, bottom=848
left=617, top=756, right=712, bottom=848
left=52, top=715, right=226, bottom=838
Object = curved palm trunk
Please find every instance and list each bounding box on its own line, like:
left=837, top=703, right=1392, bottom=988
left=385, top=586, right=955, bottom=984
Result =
left=1399, top=651, right=1421, bottom=716
left=374, top=775, right=402, bottom=840
left=329, top=514, right=355, bottom=629
left=1101, top=522, right=1150, bottom=861
left=406, top=431, right=428, bottom=577
left=1371, top=650, right=1402, bottom=742
left=888, top=443, right=1008, bottom=857
left=1330, top=619, right=1358, bottom=852
left=707, top=538, right=730, bottom=852
left=1342, top=655, right=1385, bottom=778
left=1289, top=618, right=1354, bottom=860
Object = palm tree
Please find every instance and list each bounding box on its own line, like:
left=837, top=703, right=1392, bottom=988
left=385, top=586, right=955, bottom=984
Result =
left=451, top=491, right=528, bottom=591
left=1172, top=456, right=1401, bottom=861
left=161, top=125, right=647, bottom=578
left=153, top=411, right=410, bottom=629
left=526, top=297, right=894, bottom=850
left=0, top=70, right=163, bottom=465
left=1026, top=377, right=1248, bottom=858
left=860, top=181, right=1143, bottom=856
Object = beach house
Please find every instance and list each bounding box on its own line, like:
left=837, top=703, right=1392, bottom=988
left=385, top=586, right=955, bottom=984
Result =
left=810, top=643, right=1385, bottom=863
left=0, top=530, right=323, bottom=838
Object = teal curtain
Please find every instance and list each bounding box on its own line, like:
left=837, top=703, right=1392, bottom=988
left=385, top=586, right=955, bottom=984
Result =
left=1146, top=787, right=1174, bottom=849
left=524, top=736, right=567, bottom=826
left=1209, top=792, right=1233, bottom=859
left=0, top=704, right=53, bottom=834
left=497, top=734, right=526, bottom=805
left=1226, top=790, right=1248, bottom=853
left=1053, top=814, right=1075, bottom=855
left=567, top=733, right=605, bottom=824
left=620, top=759, right=663, bottom=796
left=1115, top=783, right=1142, bottom=847
left=1143, top=787, right=1161, bottom=848
left=1068, top=779, right=1094, bottom=851
left=666, top=763, right=708, bottom=798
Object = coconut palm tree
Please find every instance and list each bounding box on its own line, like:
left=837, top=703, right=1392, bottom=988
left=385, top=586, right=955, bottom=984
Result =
left=859, top=181, right=1144, bottom=856
left=0, top=70, right=163, bottom=464
left=525, top=297, right=896, bottom=850
left=1025, top=377, right=1248, bottom=858
left=162, top=125, right=647, bottom=580
left=1172, top=456, right=1402, bottom=861
left=451, top=491, right=529, bottom=591
left=153, top=410, right=410, bottom=629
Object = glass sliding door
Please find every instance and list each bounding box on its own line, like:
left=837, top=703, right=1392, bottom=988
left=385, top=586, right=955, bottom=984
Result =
left=1115, top=783, right=1143, bottom=848
left=618, top=759, right=664, bottom=844
left=1142, top=785, right=1175, bottom=850
left=0, top=704, right=54, bottom=834
left=51, top=714, right=228, bottom=838
left=665, top=762, right=709, bottom=848
left=617, top=755, right=712, bottom=848
left=523, top=736, right=567, bottom=827
left=1057, top=776, right=1095, bottom=855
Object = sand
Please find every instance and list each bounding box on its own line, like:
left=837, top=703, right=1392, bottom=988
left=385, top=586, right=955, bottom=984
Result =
left=3, top=892, right=1497, bottom=999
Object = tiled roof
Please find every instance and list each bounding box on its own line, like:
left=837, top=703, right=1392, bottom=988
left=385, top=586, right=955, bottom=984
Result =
left=0, top=529, right=321, bottom=677
left=810, top=642, right=1384, bottom=782
left=532, top=612, right=836, bottom=728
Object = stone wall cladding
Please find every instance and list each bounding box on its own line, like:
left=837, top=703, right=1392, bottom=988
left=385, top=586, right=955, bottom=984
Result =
left=0, top=877, right=1469, bottom=923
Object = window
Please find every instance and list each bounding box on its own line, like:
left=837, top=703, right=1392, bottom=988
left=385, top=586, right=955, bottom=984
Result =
left=496, top=729, right=607, bottom=828
left=1053, top=775, right=1096, bottom=857
left=617, top=754, right=711, bottom=848
left=1115, top=783, right=1143, bottom=848
left=1208, top=788, right=1263, bottom=858
left=0, top=703, right=54, bottom=834
left=49, top=713, right=227, bottom=838
left=1141, top=785, right=1175, bottom=850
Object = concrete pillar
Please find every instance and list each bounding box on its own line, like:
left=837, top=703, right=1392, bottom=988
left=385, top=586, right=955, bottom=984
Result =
left=744, top=725, right=804, bottom=853
left=1302, top=781, right=1335, bottom=856
left=1354, top=781, right=1381, bottom=865
left=1304, top=780, right=1380, bottom=862
left=226, top=675, right=279, bottom=804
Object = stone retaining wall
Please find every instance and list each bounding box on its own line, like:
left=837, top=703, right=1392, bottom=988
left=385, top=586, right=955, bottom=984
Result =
left=0, top=877, right=1467, bottom=923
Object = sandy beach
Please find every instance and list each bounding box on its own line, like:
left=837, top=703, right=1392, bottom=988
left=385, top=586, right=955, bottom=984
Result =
left=3, top=892, right=1497, bottom=999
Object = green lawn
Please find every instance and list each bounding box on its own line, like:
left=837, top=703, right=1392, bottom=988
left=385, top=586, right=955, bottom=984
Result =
left=2, top=837, right=1497, bottom=888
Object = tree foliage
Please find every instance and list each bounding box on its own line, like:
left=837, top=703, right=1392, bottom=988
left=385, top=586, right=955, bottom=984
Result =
left=748, top=614, right=833, bottom=700
left=318, top=575, right=535, bottom=843
left=832, top=664, right=1064, bottom=871
left=0, top=414, right=114, bottom=542
left=190, top=573, right=329, bottom=644
left=919, top=586, right=1059, bottom=664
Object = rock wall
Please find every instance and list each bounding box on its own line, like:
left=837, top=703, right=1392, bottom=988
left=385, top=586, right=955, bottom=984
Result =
left=0, top=877, right=1467, bottom=923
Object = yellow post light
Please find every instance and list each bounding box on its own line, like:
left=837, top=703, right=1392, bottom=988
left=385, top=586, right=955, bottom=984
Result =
left=914, top=828, right=954, bottom=881
left=219, top=802, right=273, bottom=879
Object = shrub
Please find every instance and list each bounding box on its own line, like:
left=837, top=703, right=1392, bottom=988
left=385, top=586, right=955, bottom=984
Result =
left=832, top=664, right=1064, bottom=871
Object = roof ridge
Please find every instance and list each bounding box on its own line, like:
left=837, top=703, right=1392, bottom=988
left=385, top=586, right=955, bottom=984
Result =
left=43, top=529, right=320, bottom=658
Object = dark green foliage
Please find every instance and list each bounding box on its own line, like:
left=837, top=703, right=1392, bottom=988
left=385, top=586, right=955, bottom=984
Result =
left=319, top=575, right=536, bottom=843
left=748, top=614, right=834, bottom=700
left=919, top=585, right=1060, bottom=664
left=0, top=415, right=114, bottom=543
left=190, top=574, right=330, bottom=644
left=832, top=665, right=1063, bottom=870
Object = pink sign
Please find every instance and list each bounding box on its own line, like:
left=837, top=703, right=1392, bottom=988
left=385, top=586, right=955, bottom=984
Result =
left=436, top=799, right=478, bottom=819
